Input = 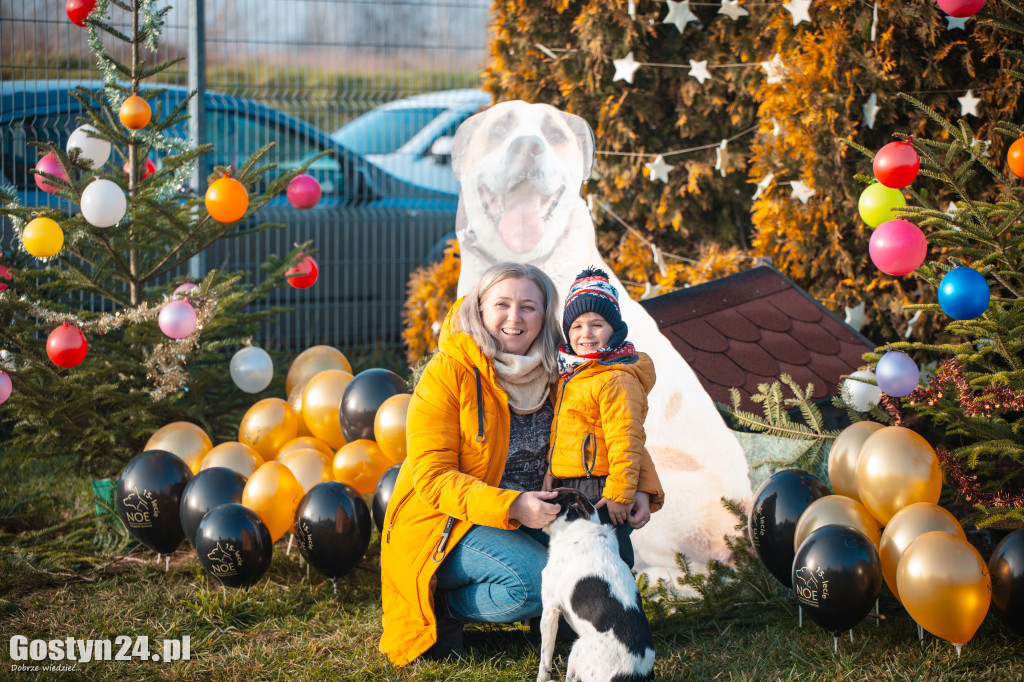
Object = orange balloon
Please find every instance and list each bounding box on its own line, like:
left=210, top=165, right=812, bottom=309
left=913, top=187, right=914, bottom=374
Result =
left=286, top=346, right=352, bottom=395
left=242, top=461, right=305, bottom=542
left=145, top=421, right=213, bottom=473
left=879, top=502, right=966, bottom=602
left=205, top=174, right=249, bottom=223
left=198, top=441, right=264, bottom=478
left=277, top=436, right=334, bottom=461
left=332, top=439, right=392, bottom=495
left=287, top=376, right=315, bottom=438
left=897, top=531, right=991, bottom=647
left=827, top=421, right=883, bottom=503
left=1008, top=137, right=1024, bottom=178
left=279, top=448, right=333, bottom=493
left=238, top=398, right=298, bottom=460
left=374, top=393, right=412, bottom=463
left=119, top=94, right=151, bottom=129
left=856, top=426, right=942, bottom=525
left=793, top=494, right=881, bottom=551
left=301, top=369, right=353, bottom=449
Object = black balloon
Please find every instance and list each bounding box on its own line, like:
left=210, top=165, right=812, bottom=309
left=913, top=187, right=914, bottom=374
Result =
left=194, top=503, right=273, bottom=588
left=180, top=467, right=247, bottom=547
left=294, top=481, right=372, bottom=579
left=372, top=463, right=402, bottom=533
left=792, top=525, right=882, bottom=635
left=116, top=449, right=193, bottom=554
left=748, top=469, right=831, bottom=587
left=989, top=528, right=1024, bottom=636
left=339, top=368, right=407, bottom=442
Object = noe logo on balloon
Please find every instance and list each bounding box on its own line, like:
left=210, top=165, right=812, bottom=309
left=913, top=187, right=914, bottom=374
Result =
left=206, top=542, right=242, bottom=577
left=121, top=488, right=158, bottom=529
left=794, top=566, right=828, bottom=608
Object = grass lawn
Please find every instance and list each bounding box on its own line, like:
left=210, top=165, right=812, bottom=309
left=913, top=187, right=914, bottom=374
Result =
left=2, top=456, right=1021, bottom=681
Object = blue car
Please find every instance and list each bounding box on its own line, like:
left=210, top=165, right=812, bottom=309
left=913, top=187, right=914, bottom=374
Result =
left=0, top=80, right=458, bottom=350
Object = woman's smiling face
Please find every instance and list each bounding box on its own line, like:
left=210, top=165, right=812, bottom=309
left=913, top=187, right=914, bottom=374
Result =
left=480, top=276, right=545, bottom=355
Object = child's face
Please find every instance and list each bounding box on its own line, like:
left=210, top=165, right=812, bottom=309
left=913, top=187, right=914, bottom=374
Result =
left=568, top=311, right=613, bottom=354
left=480, top=276, right=545, bottom=355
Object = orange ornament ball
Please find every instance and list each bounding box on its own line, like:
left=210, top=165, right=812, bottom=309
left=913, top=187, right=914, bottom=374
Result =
left=205, top=175, right=249, bottom=223
left=1008, top=137, right=1024, bottom=179
left=119, top=94, right=152, bottom=129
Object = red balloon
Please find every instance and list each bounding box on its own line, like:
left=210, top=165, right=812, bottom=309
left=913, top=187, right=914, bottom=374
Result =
left=936, top=0, right=985, bottom=17
left=47, top=323, right=88, bottom=368
left=123, top=157, right=157, bottom=180
left=286, top=255, right=319, bottom=289
left=874, top=141, right=920, bottom=189
left=66, top=0, right=97, bottom=26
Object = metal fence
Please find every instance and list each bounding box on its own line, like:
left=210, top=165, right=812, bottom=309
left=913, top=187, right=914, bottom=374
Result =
left=1, top=0, right=491, bottom=353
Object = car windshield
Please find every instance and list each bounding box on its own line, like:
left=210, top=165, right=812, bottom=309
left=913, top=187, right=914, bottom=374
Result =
left=334, top=107, right=446, bottom=154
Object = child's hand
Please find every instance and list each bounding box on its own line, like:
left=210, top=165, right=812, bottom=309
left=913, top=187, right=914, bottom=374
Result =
left=541, top=474, right=557, bottom=492
left=628, top=491, right=651, bottom=529
left=595, top=497, right=630, bottom=525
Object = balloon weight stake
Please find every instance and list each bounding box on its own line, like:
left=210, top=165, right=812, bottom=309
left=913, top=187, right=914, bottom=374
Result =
left=155, top=552, right=161, bottom=564
left=954, top=643, right=961, bottom=658
left=798, top=604, right=802, bottom=628
left=287, top=534, right=293, bottom=556
left=165, top=555, right=170, bottom=573
left=331, top=578, right=337, bottom=596
left=833, top=636, right=838, bottom=654
left=306, top=564, right=310, bottom=582
left=849, top=630, right=853, bottom=643
left=918, top=622, right=924, bottom=648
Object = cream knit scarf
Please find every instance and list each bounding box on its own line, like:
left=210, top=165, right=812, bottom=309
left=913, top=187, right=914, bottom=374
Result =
left=491, top=348, right=553, bottom=415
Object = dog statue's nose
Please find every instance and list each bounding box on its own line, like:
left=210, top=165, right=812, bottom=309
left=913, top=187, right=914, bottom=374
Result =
left=509, top=135, right=545, bottom=158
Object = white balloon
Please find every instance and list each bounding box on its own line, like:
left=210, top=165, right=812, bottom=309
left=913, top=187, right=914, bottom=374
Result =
left=80, top=179, right=127, bottom=228
left=66, top=125, right=111, bottom=168
left=229, top=346, right=274, bottom=394
left=842, top=370, right=882, bottom=412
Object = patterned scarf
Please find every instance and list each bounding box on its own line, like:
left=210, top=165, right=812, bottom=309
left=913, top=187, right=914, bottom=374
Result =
left=557, top=341, right=637, bottom=379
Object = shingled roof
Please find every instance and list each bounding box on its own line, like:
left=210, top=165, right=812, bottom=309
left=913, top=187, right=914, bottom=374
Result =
left=638, top=264, right=876, bottom=413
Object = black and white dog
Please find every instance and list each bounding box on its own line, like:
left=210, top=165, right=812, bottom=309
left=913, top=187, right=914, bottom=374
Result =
left=537, top=488, right=655, bottom=682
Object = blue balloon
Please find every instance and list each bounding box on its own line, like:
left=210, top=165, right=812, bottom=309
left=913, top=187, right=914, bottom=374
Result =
left=875, top=351, right=919, bottom=397
left=938, top=267, right=990, bottom=320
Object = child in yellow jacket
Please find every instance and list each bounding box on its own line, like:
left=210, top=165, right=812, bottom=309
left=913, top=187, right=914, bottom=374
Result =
left=543, top=267, right=662, bottom=567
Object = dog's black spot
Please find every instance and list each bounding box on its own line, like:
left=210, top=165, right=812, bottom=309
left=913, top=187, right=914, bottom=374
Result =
left=610, top=673, right=654, bottom=682
left=569, top=575, right=654, bottom=659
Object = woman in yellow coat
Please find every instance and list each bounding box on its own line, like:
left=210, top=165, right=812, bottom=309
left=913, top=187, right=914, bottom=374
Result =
left=379, top=262, right=664, bottom=665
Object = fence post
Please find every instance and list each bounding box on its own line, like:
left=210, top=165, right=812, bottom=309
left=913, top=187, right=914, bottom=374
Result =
left=187, top=0, right=207, bottom=281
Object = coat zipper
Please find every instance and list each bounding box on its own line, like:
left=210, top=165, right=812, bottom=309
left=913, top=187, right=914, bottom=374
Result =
left=385, top=489, right=414, bottom=543
left=547, top=364, right=587, bottom=476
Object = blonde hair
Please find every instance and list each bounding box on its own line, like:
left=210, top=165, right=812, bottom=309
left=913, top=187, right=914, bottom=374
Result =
left=456, top=262, right=562, bottom=375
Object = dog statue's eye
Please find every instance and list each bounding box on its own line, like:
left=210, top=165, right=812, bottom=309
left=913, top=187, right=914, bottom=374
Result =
left=548, top=129, right=567, bottom=144
left=491, top=124, right=507, bottom=137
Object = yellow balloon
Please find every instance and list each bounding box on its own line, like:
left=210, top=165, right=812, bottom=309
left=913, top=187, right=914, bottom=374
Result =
left=286, top=345, right=352, bottom=395
left=301, top=369, right=353, bottom=449
left=198, top=441, right=264, bottom=478
left=242, top=461, right=305, bottom=542
left=897, top=531, right=991, bottom=647
left=374, top=393, right=412, bottom=463
left=332, top=439, right=392, bottom=495
left=793, top=494, right=881, bottom=551
left=880, top=502, right=965, bottom=602
left=238, top=398, right=299, bottom=460
left=279, top=448, right=333, bottom=494
left=287, top=376, right=315, bottom=438
left=144, top=421, right=213, bottom=474
left=856, top=426, right=942, bottom=525
left=23, top=217, right=64, bottom=258
left=827, top=421, right=883, bottom=503
left=277, top=436, right=335, bottom=460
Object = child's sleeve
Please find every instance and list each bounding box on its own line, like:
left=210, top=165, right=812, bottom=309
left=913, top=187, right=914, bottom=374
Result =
left=597, top=374, right=646, bottom=505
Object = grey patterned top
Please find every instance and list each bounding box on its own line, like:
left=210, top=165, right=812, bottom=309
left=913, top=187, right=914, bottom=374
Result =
left=499, top=401, right=554, bottom=493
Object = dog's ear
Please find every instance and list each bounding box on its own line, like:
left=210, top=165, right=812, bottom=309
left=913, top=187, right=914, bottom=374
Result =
left=558, top=111, right=595, bottom=185
left=552, top=487, right=593, bottom=522
left=451, top=108, right=488, bottom=182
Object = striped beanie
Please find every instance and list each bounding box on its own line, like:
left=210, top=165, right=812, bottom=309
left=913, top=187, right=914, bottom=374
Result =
left=562, top=267, right=627, bottom=343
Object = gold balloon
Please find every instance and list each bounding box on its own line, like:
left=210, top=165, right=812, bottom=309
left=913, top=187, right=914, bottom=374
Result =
left=301, top=369, right=353, bottom=449
left=242, top=461, right=305, bottom=542
left=198, top=441, right=264, bottom=478
left=145, top=421, right=213, bottom=473
left=332, top=439, right=392, bottom=495
left=287, top=376, right=315, bottom=438
left=238, top=398, right=299, bottom=461
left=374, top=393, right=412, bottom=463
left=278, top=436, right=334, bottom=460
left=827, top=421, right=883, bottom=503
left=880, top=502, right=965, bottom=602
left=897, top=531, right=991, bottom=647
left=279, top=448, right=333, bottom=494
left=793, top=494, right=881, bottom=551
left=286, top=345, right=352, bottom=396
left=856, top=426, right=942, bottom=525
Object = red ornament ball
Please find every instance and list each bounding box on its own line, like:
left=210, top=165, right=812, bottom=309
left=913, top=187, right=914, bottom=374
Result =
left=873, top=141, right=920, bottom=189
left=936, top=0, right=985, bottom=17
left=0, top=265, right=11, bottom=292
left=123, top=157, right=157, bottom=180
left=286, top=174, right=322, bottom=209
left=66, top=0, right=97, bottom=26
left=1007, top=137, right=1024, bottom=179
left=286, top=255, right=319, bottom=289
left=47, top=323, right=88, bottom=368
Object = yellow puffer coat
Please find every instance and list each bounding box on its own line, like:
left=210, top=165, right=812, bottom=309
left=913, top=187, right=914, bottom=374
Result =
left=548, top=353, right=663, bottom=508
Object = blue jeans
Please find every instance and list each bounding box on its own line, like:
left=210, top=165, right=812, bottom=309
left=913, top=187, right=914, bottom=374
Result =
left=434, top=525, right=549, bottom=624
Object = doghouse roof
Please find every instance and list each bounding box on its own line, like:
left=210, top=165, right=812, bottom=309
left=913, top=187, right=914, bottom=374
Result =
left=638, top=264, right=875, bottom=413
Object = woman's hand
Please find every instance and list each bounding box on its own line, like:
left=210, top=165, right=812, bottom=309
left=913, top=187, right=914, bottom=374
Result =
left=595, top=497, right=630, bottom=525
left=627, top=491, right=651, bottom=529
left=509, top=490, right=561, bottom=529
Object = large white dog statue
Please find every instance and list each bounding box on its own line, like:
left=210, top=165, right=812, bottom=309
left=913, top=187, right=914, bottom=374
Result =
left=451, top=100, right=754, bottom=586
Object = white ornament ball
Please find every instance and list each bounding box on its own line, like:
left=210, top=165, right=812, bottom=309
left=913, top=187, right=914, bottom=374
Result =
left=80, top=179, right=127, bottom=228
left=842, top=370, right=882, bottom=412
left=66, top=125, right=111, bottom=168
left=229, top=346, right=274, bottom=394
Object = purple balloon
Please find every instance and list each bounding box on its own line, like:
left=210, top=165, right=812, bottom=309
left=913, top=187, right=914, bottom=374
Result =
left=875, top=351, right=919, bottom=397
left=286, top=173, right=322, bottom=210
left=34, top=152, right=68, bottom=193
left=158, top=299, right=197, bottom=339
left=0, top=370, right=11, bottom=404
left=174, top=282, right=200, bottom=295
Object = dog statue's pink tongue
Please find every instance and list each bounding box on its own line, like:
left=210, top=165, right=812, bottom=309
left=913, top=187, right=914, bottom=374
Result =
left=498, top=195, right=544, bottom=253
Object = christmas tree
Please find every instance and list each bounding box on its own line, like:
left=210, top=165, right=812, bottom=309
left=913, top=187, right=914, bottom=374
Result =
left=0, top=0, right=307, bottom=473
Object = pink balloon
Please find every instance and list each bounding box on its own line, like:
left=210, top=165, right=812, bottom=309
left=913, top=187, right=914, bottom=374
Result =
left=158, top=299, right=198, bottom=339
left=0, top=370, right=11, bottom=405
left=34, top=153, right=68, bottom=193
left=174, top=282, right=200, bottom=295
left=869, top=220, right=928, bottom=276
left=286, top=174, right=322, bottom=209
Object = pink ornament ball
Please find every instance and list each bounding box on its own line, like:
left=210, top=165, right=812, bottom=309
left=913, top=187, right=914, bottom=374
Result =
left=869, top=220, right=928, bottom=276
left=34, top=153, right=68, bottom=194
left=286, top=174, right=322, bottom=210
left=174, top=282, right=200, bottom=295
left=158, top=299, right=198, bottom=339
left=0, top=370, right=11, bottom=405
left=937, top=0, right=985, bottom=17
